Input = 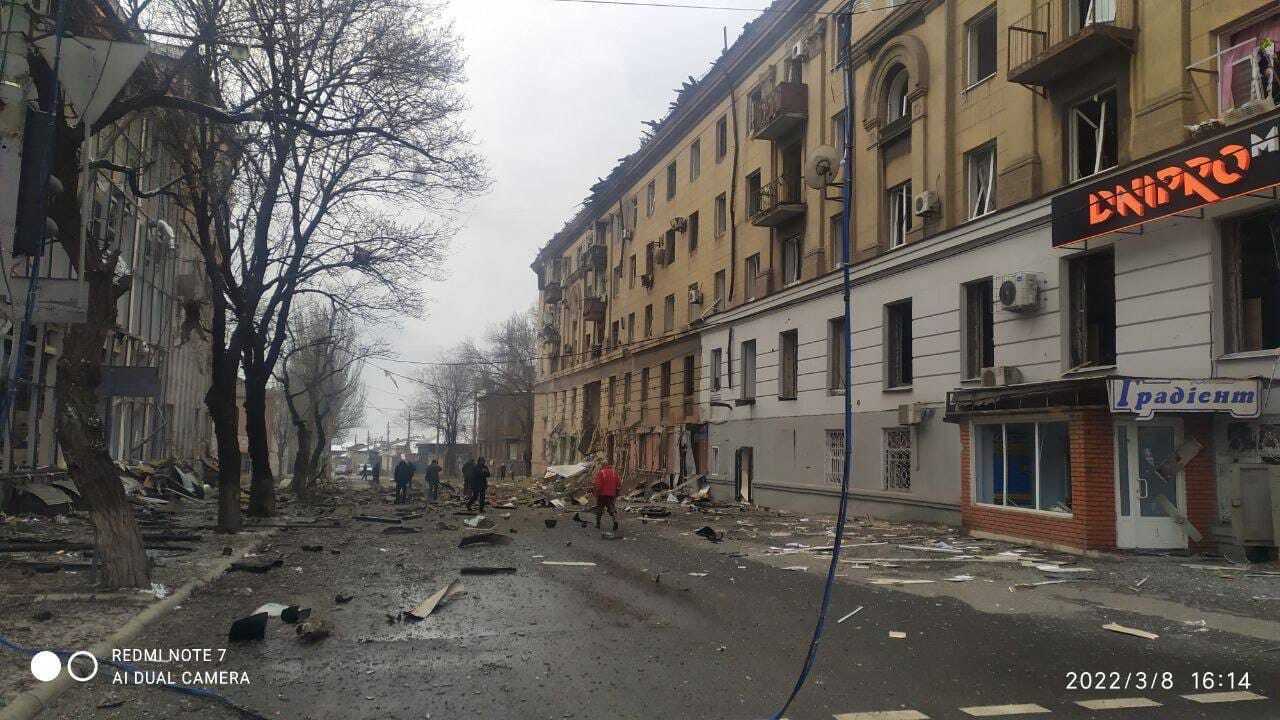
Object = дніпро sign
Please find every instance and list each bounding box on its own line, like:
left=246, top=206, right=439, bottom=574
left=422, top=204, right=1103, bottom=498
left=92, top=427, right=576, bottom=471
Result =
left=1052, top=116, right=1280, bottom=247
left=1108, top=377, right=1262, bottom=420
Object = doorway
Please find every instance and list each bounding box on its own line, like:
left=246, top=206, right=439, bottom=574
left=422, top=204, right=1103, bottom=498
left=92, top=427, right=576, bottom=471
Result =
left=1115, top=420, right=1187, bottom=549
left=734, top=446, right=754, bottom=503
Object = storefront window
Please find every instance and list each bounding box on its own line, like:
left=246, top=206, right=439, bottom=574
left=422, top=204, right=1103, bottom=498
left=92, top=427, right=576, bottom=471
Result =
left=975, top=421, right=1072, bottom=513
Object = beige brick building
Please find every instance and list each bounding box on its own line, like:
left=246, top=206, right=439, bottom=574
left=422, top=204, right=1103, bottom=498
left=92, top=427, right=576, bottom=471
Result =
left=534, top=0, right=1280, bottom=554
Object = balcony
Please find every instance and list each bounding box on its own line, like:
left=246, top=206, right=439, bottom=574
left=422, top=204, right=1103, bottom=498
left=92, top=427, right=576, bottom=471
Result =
left=583, top=243, right=607, bottom=271
left=1007, top=0, right=1135, bottom=88
left=543, top=280, right=562, bottom=304
left=750, top=175, right=805, bottom=227
left=748, top=269, right=773, bottom=301
left=751, top=82, right=808, bottom=140
left=583, top=295, right=606, bottom=323
left=539, top=322, right=560, bottom=344
left=1187, top=35, right=1279, bottom=126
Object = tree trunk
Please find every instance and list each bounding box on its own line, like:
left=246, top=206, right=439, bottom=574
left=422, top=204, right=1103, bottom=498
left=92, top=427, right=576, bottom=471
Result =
left=291, top=421, right=312, bottom=501
left=206, top=287, right=242, bottom=532
left=242, top=371, right=276, bottom=516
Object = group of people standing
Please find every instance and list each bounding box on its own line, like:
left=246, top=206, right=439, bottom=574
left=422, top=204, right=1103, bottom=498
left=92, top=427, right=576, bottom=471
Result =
left=460, top=457, right=491, bottom=512
left=390, top=456, right=443, bottom=504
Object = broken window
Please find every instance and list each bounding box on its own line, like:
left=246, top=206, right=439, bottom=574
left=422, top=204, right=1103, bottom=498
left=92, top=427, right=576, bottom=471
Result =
left=826, top=429, right=845, bottom=484
left=688, top=282, right=700, bottom=321
left=1223, top=210, right=1280, bottom=352
left=963, top=278, right=994, bottom=379
left=666, top=161, right=677, bottom=200
left=779, top=329, right=798, bottom=400
left=967, top=142, right=997, bottom=218
left=828, top=316, right=847, bottom=393
left=716, top=115, right=728, bottom=161
left=886, top=299, right=913, bottom=388
left=711, top=348, right=723, bottom=391
left=975, top=421, right=1072, bottom=512
left=781, top=234, right=803, bottom=286
left=967, top=5, right=997, bottom=87
left=746, top=170, right=762, bottom=216
left=640, top=367, right=650, bottom=402
left=629, top=254, right=637, bottom=288
left=1071, top=0, right=1117, bottom=32
left=1069, top=88, right=1118, bottom=180
left=646, top=180, right=656, bottom=216
left=829, top=212, right=844, bottom=269
left=715, top=193, right=728, bottom=236
left=627, top=312, right=635, bottom=344
left=683, top=355, right=695, bottom=396
left=745, top=253, right=761, bottom=300
left=887, top=181, right=912, bottom=249
left=883, top=427, right=912, bottom=491
left=660, top=361, right=672, bottom=404
left=831, top=109, right=847, bottom=150
left=663, top=294, right=675, bottom=332
left=713, top=269, right=726, bottom=310
left=644, top=304, right=653, bottom=337
left=623, top=372, right=632, bottom=413
left=1067, top=249, right=1116, bottom=368
left=665, top=229, right=677, bottom=265
left=740, top=339, right=757, bottom=401
left=686, top=211, right=699, bottom=254
left=610, top=320, right=620, bottom=348
left=690, top=139, right=701, bottom=181
left=886, top=66, right=910, bottom=123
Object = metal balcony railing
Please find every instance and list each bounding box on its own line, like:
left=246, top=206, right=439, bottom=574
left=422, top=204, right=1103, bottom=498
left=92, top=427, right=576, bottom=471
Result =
left=750, top=174, right=805, bottom=227
left=1187, top=36, right=1279, bottom=125
left=751, top=82, right=808, bottom=140
left=1008, top=0, right=1136, bottom=88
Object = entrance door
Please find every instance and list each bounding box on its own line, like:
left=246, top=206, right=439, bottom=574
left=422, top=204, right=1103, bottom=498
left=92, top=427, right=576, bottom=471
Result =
left=734, top=447, right=753, bottom=503
left=1115, top=420, right=1186, bottom=549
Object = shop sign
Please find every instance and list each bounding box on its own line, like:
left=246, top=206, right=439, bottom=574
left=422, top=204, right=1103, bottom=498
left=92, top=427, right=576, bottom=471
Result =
left=1052, top=116, right=1280, bottom=247
left=1108, top=377, right=1262, bottom=420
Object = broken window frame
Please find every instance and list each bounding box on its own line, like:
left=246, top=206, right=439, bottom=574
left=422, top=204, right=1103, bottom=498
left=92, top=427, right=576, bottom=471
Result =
left=745, top=253, right=761, bottom=301
left=966, top=5, right=997, bottom=88
left=778, top=329, right=798, bottom=400
left=690, top=139, right=701, bottom=181
left=740, top=339, right=757, bottom=401
left=1222, top=210, right=1280, bottom=353
left=688, top=211, right=700, bottom=253
left=963, top=277, right=995, bottom=380
left=663, top=293, right=675, bottom=332
left=967, top=142, right=997, bottom=219
left=715, top=115, right=728, bottom=161
left=974, top=420, right=1072, bottom=513
left=1066, top=249, right=1117, bottom=369
left=883, top=426, right=912, bottom=491
left=886, top=299, right=913, bottom=388
left=715, top=193, right=728, bottom=236
left=886, top=66, right=910, bottom=123
left=713, top=269, right=726, bottom=310
left=644, top=304, right=654, bottom=337
left=828, top=316, right=848, bottom=394
left=646, top=180, right=656, bottom=216
left=887, top=181, right=912, bottom=249
left=746, top=170, right=763, bottom=217
left=683, top=354, right=696, bottom=397
left=1069, top=88, right=1119, bottom=181
left=666, top=161, right=677, bottom=200
left=781, top=234, right=803, bottom=286
left=711, top=347, right=723, bottom=391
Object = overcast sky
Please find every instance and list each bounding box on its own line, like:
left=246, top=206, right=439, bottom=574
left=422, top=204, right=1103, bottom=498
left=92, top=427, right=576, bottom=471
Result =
left=357, top=0, right=765, bottom=443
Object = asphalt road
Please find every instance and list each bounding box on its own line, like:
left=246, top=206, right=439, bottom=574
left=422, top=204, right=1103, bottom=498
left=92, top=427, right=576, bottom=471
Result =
left=37, top=497, right=1279, bottom=720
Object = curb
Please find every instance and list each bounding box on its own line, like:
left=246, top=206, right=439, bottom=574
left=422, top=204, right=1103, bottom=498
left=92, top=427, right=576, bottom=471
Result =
left=0, top=532, right=273, bottom=720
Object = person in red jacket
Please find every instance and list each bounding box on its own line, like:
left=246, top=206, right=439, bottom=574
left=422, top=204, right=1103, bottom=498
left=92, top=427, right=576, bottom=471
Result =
left=592, top=461, right=622, bottom=532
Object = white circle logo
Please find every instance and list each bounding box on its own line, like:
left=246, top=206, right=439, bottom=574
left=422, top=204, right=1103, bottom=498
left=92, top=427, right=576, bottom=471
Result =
left=30, top=651, right=61, bottom=682
left=66, top=651, right=98, bottom=682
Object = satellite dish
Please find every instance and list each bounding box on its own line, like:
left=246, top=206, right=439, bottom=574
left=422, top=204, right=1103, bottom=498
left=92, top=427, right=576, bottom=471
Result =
left=805, top=145, right=840, bottom=189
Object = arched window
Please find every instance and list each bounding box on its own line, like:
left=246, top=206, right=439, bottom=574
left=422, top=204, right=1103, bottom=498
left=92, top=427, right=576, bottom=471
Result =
left=886, top=66, right=910, bottom=123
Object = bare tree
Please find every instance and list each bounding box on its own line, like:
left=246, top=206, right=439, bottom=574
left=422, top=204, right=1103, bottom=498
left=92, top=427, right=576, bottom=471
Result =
left=461, top=311, right=536, bottom=469
left=410, top=346, right=474, bottom=476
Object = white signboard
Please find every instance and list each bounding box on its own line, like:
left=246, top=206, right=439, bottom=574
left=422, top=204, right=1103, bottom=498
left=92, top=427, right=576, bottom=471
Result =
left=1108, top=377, right=1262, bottom=420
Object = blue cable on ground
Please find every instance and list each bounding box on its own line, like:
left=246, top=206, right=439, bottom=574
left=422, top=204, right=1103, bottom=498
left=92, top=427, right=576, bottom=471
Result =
left=0, top=633, right=268, bottom=719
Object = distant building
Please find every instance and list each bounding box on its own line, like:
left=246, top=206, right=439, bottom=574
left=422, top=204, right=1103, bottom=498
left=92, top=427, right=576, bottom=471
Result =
left=475, top=393, right=532, bottom=476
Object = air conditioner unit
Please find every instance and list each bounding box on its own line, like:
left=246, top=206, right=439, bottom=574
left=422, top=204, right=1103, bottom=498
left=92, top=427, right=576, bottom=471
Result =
left=997, top=272, right=1042, bottom=313
left=670, top=216, right=688, bottom=233
left=897, top=403, right=929, bottom=425
left=980, top=366, right=1023, bottom=388
left=912, top=190, right=941, bottom=217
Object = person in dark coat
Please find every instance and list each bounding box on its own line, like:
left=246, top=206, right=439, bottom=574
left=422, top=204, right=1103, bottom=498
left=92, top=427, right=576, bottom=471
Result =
left=460, top=458, right=476, bottom=503
left=393, top=458, right=413, bottom=504
left=424, top=459, right=442, bottom=502
left=466, top=458, right=491, bottom=513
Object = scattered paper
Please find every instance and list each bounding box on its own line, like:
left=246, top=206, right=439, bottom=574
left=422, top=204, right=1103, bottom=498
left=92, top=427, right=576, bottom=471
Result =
left=1102, top=622, right=1159, bottom=640
left=782, top=566, right=808, bottom=572
left=888, top=631, right=906, bottom=639
left=869, top=578, right=935, bottom=586
left=688, top=572, right=708, bottom=577
left=541, top=561, right=597, bottom=567
left=837, top=606, right=864, bottom=624
left=945, top=575, right=975, bottom=582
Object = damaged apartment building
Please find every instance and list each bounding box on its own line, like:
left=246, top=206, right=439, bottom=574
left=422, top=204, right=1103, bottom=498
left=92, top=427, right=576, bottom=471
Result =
left=0, top=0, right=213, bottom=486
left=533, top=0, right=1280, bottom=556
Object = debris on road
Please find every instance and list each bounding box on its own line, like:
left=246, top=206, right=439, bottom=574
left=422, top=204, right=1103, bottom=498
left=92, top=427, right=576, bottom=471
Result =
left=782, top=566, right=808, bottom=572
left=541, top=561, right=596, bottom=567
left=945, top=575, right=975, bottom=582
left=335, top=594, right=354, bottom=604
left=227, top=558, right=283, bottom=574
left=459, top=532, right=510, bottom=548
left=382, top=526, right=420, bottom=534
left=254, top=603, right=290, bottom=617
left=295, top=617, right=332, bottom=643
left=869, top=578, right=934, bottom=586
left=888, top=631, right=906, bottom=639
left=544, top=519, right=557, bottom=528
left=460, top=567, right=518, bottom=575
left=281, top=606, right=311, bottom=624
left=1102, top=622, right=1159, bottom=640
left=688, top=572, right=708, bottom=577
left=694, top=526, right=722, bottom=542
left=301, top=545, right=324, bottom=552
left=837, top=606, right=864, bottom=624
left=353, top=515, right=402, bottom=524
left=1009, top=579, right=1073, bottom=591
left=228, top=612, right=269, bottom=642
left=463, top=515, right=495, bottom=529
left=406, top=580, right=463, bottom=620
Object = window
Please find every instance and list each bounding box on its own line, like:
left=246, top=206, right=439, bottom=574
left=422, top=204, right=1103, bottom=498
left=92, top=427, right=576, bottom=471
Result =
left=683, top=355, right=695, bottom=396
left=886, top=66, right=910, bottom=123
left=623, top=372, right=632, bottom=410
left=778, top=329, right=798, bottom=400
left=1067, top=250, right=1116, bottom=369
left=644, top=304, right=654, bottom=337
left=740, top=339, right=757, bottom=401
left=966, top=6, right=997, bottom=87
left=829, top=213, right=844, bottom=268
left=963, top=278, right=994, bottom=379
left=1224, top=210, right=1280, bottom=352
left=630, top=197, right=639, bottom=227
left=629, top=254, right=637, bottom=288
left=886, top=300, right=913, bottom=388
left=687, top=211, right=699, bottom=253
left=781, top=234, right=803, bottom=286
left=640, top=367, right=650, bottom=401
left=687, top=282, right=700, bottom=321
left=745, top=253, right=761, bottom=300
left=746, top=171, right=762, bottom=216
left=713, top=269, right=726, bottom=309
left=828, top=316, right=847, bottom=393
left=607, top=375, right=616, bottom=414
left=716, top=115, right=728, bottom=161
left=715, top=193, right=728, bottom=236
left=834, top=4, right=852, bottom=63
left=666, top=161, right=677, bottom=200
left=747, top=86, right=763, bottom=132
left=1069, top=88, right=1118, bottom=180
left=663, top=294, right=675, bottom=331
left=883, top=427, right=912, bottom=491
left=664, top=228, right=677, bottom=265
left=627, top=312, right=635, bottom=344
left=690, top=140, right=701, bottom=181
left=646, top=180, right=656, bottom=216
left=967, top=143, right=997, bottom=218
left=610, top=320, right=620, bottom=348
left=831, top=109, right=847, bottom=149
left=888, top=181, right=912, bottom=249
left=825, top=429, right=845, bottom=484
left=660, top=361, right=672, bottom=403
left=975, top=421, right=1071, bottom=512
left=711, top=348, right=723, bottom=390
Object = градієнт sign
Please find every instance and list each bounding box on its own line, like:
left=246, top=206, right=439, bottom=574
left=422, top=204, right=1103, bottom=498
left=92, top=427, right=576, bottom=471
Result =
left=1108, top=377, right=1262, bottom=420
left=1052, top=116, right=1280, bottom=247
